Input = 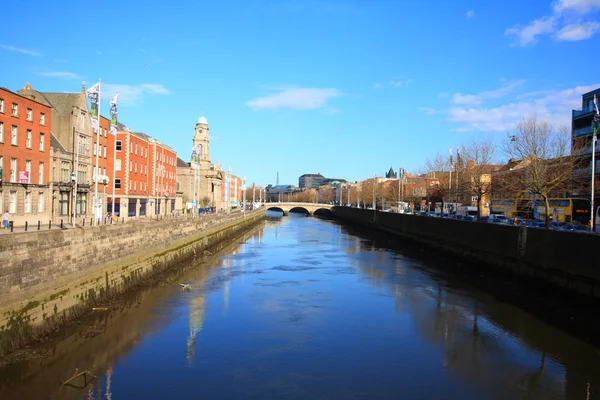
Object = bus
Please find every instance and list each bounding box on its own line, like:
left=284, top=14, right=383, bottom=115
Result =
left=533, top=198, right=591, bottom=225
left=491, top=198, right=591, bottom=225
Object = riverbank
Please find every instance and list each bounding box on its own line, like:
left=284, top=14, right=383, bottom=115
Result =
left=0, top=209, right=266, bottom=357
left=341, top=217, right=600, bottom=349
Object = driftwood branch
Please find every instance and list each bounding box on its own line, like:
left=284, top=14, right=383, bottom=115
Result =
left=61, top=368, right=96, bottom=389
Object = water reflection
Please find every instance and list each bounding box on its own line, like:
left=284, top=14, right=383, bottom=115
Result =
left=0, top=216, right=599, bottom=399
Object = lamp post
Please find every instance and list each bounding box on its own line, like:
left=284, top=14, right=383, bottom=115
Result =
left=591, top=94, right=599, bottom=232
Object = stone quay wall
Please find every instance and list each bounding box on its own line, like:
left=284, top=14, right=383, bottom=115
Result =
left=0, top=210, right=265, bottom=352
left=332, top=207, right=600, bottom=298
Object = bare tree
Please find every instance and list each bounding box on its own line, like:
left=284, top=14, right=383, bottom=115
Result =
left=423, top=152, right=452, bottom=214
left=460, top=136, right=497, bottom=220
left=502, top=118, right=574, bottom=228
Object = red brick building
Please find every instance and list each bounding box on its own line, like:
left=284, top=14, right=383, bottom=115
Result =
left=0, top=87, right=52, bottom=225
left=93, top=115, right=115, bottom=215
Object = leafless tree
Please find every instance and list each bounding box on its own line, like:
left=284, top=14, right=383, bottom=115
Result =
left=460, top=135, right=498, bottom=220
left=502, top=118, right=575, bottom=228
left=423, top=152, right=452, bottom=214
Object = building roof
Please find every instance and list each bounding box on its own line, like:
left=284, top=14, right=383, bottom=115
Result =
left=38, top=92, right=80, bottom=115
left=197, top=115, right=208, bottom=125
left=50, top=132, right=67, bottom=152
left=0, top=86, right=52, bottom=108
left=300, top=173, right=324, bottom=178
left=177, top=157, right=190, bottom=168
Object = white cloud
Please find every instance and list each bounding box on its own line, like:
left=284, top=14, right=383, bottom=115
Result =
left=390, top=78, right=413, bottom=88
left=0, top=44, right=41, bottom=57
left=446, top=83, right=600, bottom=132
left=246, top=87, right=341, bottom=110
left=452, top=80, right=525, bottom=105
left=102, top=83, right=172, bottom=105
left=556, top=21, right=600, bottom=39
left=553, top=0, right=600, bottom=14
left=507, top=0, right=600, bottom=46
left=37, top=71, right=81, bottom=80
left=466, top=10, right=475, bottom=18
left=506, top=16, right=557, bottom=46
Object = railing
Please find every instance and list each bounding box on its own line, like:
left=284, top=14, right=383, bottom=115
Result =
left=573, top=106, right=596, bottom=118
left=573, top=125, right=593, bottom=137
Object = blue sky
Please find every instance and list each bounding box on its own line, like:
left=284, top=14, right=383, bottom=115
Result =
left=2, top=0, right=600, bottom=187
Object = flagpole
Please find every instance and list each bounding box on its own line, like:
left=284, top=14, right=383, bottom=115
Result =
left=94, top=78, right=101, bottom=225
left=110, top=93, right=118, bottom=220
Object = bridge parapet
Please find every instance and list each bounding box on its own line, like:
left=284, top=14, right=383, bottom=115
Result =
left=264, top=202, right=333, bottom=216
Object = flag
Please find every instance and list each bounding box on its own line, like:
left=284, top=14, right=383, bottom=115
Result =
left=456, top=146, right=463, bottom=169
left=109, top=93, right=118, bottom=135
left=449, top=148, right=453, bottom=166
left=594, top=94, right=599, bottom=115
left=86, top=82, right=100, bottom=130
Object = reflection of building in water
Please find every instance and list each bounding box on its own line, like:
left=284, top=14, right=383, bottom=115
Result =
left=186, top=294, right=206, bottom=363
left=105, top=366, right=112, bottom=400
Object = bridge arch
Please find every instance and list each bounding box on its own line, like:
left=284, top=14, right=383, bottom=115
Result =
left=264, top=202, right=334, bottom=217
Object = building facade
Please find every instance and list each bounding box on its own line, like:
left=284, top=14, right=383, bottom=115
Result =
left=19, top=83, right=93, bottom=224
left=298, top=173, right=324, bottom=189
left=572, top=87, right=600, bottom=194
left=0, top=87, right=52, bottom=225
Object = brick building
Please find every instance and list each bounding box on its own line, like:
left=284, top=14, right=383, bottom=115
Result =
left=0, top=87, right=52, bottom=226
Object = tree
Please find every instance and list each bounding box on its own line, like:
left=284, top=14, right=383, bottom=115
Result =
left=423, top=153, right=452, bottom=215
left=460, top=136, right=497, bottom=220
left=502, top=118, right=575, bottom=228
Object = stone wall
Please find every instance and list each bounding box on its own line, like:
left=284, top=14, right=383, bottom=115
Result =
left=0, top=210, right=265, bottom=352
left=332, top=207, right=600, bottom=297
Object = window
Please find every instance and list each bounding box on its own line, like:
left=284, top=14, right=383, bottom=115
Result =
left=0, top=98, right=4, bottom=113
left=129, top=161, right=132, bottom=172
left=134, top=181, right=137, bottom=191
left=130, top=145, right=133, bottom=153
left=40, top=133, right=45, bottom=151
left=38, top=162, right=44, bottom=184
left=60, top=162, right=70, bottom=181
left=25, top=192, right=31, bottom=213
left=134, top=162, right=137, bottom=173
left=79, top=111, right=85, bottom=129
left=59, top=192, right=69, bottom=216
left=76, top=193, right=87, bottom=215
left=25, top=160, right=31, bottom=183
left=26, top=108, right=32, bottom=121
left=38, top=192, right=44, bottom=212
left=0, top=122, right=3, bottom=142
left=115, top=178, right=121, bottom=189
left=103, top=145, right=106, bottom=158
left=11, top=103, right=18, bottom=117
left=10, top=158, right=17, bottom=182
left=78, top=137, right=86, bottom=154
left=26, top=130, right=32, bottom=148
left=40, top=113, right=46, bottom=125
left=93, top=142, right=97, bottom=156
left=116, top=140, right=122, bottom=151
left=11, top=125, right=17, bottom=145
left=9, top=191, right=17, bottom=213
left=104, top=128, right=107, bottom=137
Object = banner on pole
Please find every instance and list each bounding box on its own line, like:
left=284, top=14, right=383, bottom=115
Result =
left=86, top=82, right=100, bottom=130
left=109, top=93, right=119, bottom=135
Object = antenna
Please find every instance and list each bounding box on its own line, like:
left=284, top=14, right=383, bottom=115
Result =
left=276, top=172, right=279, bottom=186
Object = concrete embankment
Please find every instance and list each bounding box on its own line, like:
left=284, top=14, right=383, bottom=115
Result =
left=332, top=207, right=600, bottom=298
left=0, top=210, right=265, bottom=355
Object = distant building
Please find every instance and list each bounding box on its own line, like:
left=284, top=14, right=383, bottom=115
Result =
left=265, top=184, right=299, bottom=202
left=385, top=167, right=397, bottom=179
left=320, top=178, right=347, bottom=187
left=299, top=173, right=324, bottom=189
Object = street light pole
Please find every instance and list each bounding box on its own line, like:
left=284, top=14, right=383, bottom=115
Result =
left=591, top=94, right=599, bottom=232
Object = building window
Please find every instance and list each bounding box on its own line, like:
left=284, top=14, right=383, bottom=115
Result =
left=60, top=162, right=70, bottom=181
left=26, top=108, right=32, bottom=121
left=26, top=129, right=32, bottom=148
left=25, top=192, right=31, bottom=213
left=11, top=125, right=17, bottom=145
left=104, top=128, right=107, bottom=137
left=78, top=137, right=87, bottom=154
left=129, top=161, right=132, bottom=172
left=38, top=192, right=44, bottom=212
left=40, top=113, right=46, bottom=125
left=116, top=140, right=122, bottom=151
left=93, top=142, right=97, bottom=156
left=10, top=158, right=17, bottom=182
left=134, top=181, right=137, bottom=191
left=25, top=160, right=31, bottom=183
left=59, top=192, right=69, bottom=216
left=103, top=145, right=107, bottom=158
left=134, top=162, right=137, bottom=173
left=79, top=111, right=85, bottom=129
left=11, top=103, right=18, bottom=117
left=39, top=162, right=44, bottom=184
left=77, top=193, right=87, bottom=215
left=9, top=191, right=17, bottom=213
left=40, top=133, right=45, bottom=151
left=0, top=98, right=4, bottom=113
left=130, top=145, right=133, bottom=154
left=0, top=122, right=3, bottom=142
left=115, top=178, right=121, bottom=189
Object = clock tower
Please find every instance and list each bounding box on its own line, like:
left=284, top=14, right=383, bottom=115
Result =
left=192, top=115, right=210, bottom=170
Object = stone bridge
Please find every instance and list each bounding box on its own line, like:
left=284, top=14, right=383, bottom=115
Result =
left=264, top=202, right=334, bottom=216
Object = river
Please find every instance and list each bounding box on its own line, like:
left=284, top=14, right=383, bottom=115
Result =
left=1, top=212, right=599, bottom=399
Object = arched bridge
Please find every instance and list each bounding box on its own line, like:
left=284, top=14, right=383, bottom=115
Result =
left=265, top=202, right=334, bottom=216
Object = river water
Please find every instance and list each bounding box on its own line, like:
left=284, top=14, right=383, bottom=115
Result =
left=1, top=212, right=600, bottom=400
